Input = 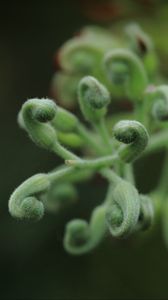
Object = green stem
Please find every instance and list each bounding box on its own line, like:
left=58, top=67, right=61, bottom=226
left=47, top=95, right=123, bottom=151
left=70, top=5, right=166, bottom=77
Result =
left=49, top=165, right=94, bottom=184
left=53, top=142, right=80, bottom=160
left=123, top=164, right=135, bottom=185
left=149, top=190, right=163, bottom=224
left=66, top=154, right=118, bottom=170
left=134, top=101, right=148, bottom=126
left=103, top=183, right=114, bottom=204
left=100, top=168, right=122, bottom=186
left=94, top=118, right=112, bottom=154
left=48, top=166, right=75, bottom=182
left=76, top=123, right=105, bottom=155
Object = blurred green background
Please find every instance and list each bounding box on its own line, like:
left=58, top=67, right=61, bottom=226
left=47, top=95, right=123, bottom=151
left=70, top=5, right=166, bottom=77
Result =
left=1, top=1, right=168, bottom=299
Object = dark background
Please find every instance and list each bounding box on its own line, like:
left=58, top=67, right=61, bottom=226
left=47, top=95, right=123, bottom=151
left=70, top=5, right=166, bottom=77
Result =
left=0, top=1, right=168, bottom=299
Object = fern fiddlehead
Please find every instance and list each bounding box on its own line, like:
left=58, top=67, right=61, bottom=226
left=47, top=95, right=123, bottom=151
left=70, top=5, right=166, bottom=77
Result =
left=10, top=22, right=168, bottom=255
left=64, top=205, right=106, bottom=255
left=113, top=120, right=149, bottom=163
left=18, top=98, right=57, bottom=150
left=104, top=49, right=148, bottom=100
left=101, top=169, right=140, bottom=238
left=9, top=174, right=50, bottom=221
left=151, top=85, right=168, bottom=121
left=78, top=75, right=110, bottom=123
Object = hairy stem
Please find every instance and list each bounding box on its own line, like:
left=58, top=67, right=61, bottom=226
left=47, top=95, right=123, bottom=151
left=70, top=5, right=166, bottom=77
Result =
left=123, top=164, right=135, bottom=185
left=94, top=118, right=112, bottom=154
left=53, top=142, right=80, bottom=160
left=66, top=154, right=118, bottom=170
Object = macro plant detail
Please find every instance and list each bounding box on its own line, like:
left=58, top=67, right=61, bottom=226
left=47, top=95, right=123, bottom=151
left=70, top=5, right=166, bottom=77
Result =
left=9, top=23, right=168, bottom=255
left=52, top=23, right=158, bottom=108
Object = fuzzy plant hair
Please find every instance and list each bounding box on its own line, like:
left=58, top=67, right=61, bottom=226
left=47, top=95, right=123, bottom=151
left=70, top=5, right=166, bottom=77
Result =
left=9, top=23, right=168, bottom=255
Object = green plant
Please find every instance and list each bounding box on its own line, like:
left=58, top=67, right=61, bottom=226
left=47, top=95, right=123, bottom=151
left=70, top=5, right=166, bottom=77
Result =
left=9, top=23, right=168, bottom=255
left=52, top=23, right=158, bottom=108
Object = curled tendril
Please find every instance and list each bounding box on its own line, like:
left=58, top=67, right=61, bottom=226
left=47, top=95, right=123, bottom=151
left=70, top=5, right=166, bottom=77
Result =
left=150, top=85, right=168, bottom=121
left=125, top=23, right=158, bottom=78
left=78, top=76, right=110, bottom=123
left=104, top=48, right=148, bottom=100
left=105, top=180, right=140, bottom=238
left=9, top=24, right=161, bottom=254
left=137, top=195, right=154, bottom=231
left=18, top=98, right=57, bottom=150
left=58, top=38, right=102, bottom=74
left=113, top=120, right=149, bottom=163
left=64, top=205, right=106, bottom=255
left=9, top=174, right=50, bottom=221
left=125, top=23, right=153, bottom=57
left=79, top=25, right=119, bottom=51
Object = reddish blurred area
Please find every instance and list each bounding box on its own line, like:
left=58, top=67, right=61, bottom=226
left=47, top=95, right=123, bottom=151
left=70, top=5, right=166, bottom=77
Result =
left=79, top=0, right=122, bottom=22
left=73, top=0, right=158, bottom=22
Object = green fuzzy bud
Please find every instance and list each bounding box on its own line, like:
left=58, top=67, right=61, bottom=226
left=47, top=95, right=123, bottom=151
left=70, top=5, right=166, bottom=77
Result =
left=9, top=174, right=50, bottom=221
left=78, top=76, right=110, bottom=123
left=19, top=98, right=57, bottom=151
left=113, top=120, right=149, bottom=163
